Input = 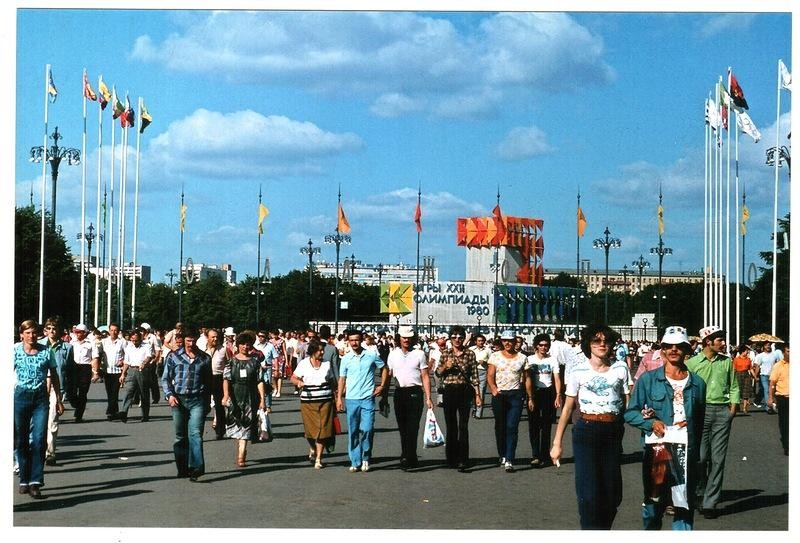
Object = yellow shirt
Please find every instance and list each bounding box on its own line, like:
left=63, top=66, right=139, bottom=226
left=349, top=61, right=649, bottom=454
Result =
left=769, top=360, right=789, bottom=397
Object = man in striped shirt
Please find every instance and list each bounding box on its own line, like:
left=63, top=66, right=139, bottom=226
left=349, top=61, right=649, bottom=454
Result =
left=161, top=327, right=212, bottom=481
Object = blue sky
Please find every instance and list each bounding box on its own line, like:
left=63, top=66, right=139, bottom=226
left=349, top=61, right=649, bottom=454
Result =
left=10, top=6, right=793, bottom=287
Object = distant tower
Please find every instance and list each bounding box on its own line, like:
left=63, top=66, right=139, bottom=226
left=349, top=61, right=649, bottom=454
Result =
left=421, top=256, right=436, bottom=282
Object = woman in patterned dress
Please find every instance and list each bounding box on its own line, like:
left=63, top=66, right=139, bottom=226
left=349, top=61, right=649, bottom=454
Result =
left=222, top=332, right=267, bottom=467
left=270, top=330, right=289, bottom=397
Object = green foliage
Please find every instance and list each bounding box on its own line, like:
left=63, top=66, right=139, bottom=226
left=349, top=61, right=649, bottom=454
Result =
left=15, top=206, right=80, bottom=325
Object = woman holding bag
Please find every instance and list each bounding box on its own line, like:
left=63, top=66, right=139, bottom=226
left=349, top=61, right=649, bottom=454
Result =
left=291, top=339, right=337, bottom=469
left=222, top=332, right=267, bottom=467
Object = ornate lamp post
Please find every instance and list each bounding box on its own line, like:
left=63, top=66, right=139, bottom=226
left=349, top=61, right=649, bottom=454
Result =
left=76, top=223, right=98, bottom=323
left=632, top=255, right=651, bottom=294
left=619, top=264, right=630, bottom=321
left=165, top=268, right=177, bottom=288
left=300, top=238, right=321, bottom=297
left=766, top=145, right=791, bottom=172
left=29, top=126, right=80, bottom=231
left=376, top=262, right=385, bottom=285
left=427, top=314, right=434, bottom=336
left=650, top=240, right=672, bottom=331
left=592, top=226, right=621, bottom=323
left=324, top=231, right=350, bottom=334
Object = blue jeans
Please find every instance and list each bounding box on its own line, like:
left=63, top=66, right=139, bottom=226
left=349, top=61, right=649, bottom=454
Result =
left=345, top=397, right=376, bottom=467
left=642, top=501, right=693, bottom=530
left=171, top=394, right=206, bottom=476
left=14, top=386, right=49, bottom=486
left=760, top=375, right=771, bottom=410
left=491, top=389, right=524, bottom=462
left=474, top=368, right=487, bottom=417
left=572, top=417, right=624, bottom=529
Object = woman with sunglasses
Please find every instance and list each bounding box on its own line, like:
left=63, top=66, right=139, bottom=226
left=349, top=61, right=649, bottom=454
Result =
left=488, top=329, right=534, bottom=473
left=526, top=333, right=561, bottom=468
left=550, top=323, right=631, bottom=529
left=624, top=326, right=706, bottom=530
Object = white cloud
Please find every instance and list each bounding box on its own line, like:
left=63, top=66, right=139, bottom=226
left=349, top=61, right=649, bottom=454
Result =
left=495, top=125, right=554, bottom=161
left=347, top=187, right=485, bottom=223
left=131, top=11, right=614, bottom=119
left=700, top=14, right=757, bottom=38
left=147, top=108, right=363, bottom=179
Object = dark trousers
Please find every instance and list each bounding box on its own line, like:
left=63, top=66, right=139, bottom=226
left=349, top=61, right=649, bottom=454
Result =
left=491, top=389, right=524, bottom=462
left=442, top=384, right=472, bottom=467
left=212, top=374, right=226, bottom=438
left=147, top=363, right=161, bottom=403
left=104, top=372, right=121, bottom=416
left=776, top=395, right=789, bottom=453
left=122, top=368, right=151, bottom=418
left=73, top=365, right=93, bottom=419
left=528, top=386, right=556, bottom=461
left=393, top=385, right=424, bottom=463
left=572, top=418, right=624, bottom=529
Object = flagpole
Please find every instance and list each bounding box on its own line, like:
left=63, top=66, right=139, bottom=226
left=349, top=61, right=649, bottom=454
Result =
left=334, top=185, right=342, bottom=334
left=493, top=186, right=500, bottom=338
left=38, top=64, right=50, bottom=323
left=725, top=69, right=732, bottom=346
left=703, top=97, right=709, bottom=326
left=415, top=183, right=421, bottom=331
left=93, top=76, right=103, bottom=327
left=179, top=186, right=185, bottom=322
left=80, top=70, right=88, bottom=324
left=117, top=110, right=128, bottom=328
left=734, top=112, right=741, bottom=346
left=576, top=189, right=581, bottom=334
left=716, top=78, right=724, bottom=327
left=131, top=97, right=143, bottom=327
left=257, top=184, right=263, bottom=329
left=106, top=93, right=116, bottom=326
left=771, top=59, right=781, bottom=335
left=741, top=189, right=747, bottom=333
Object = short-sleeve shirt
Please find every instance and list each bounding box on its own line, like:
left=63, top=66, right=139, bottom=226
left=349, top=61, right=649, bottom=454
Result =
left=488, top=351, right=528, bottom=391
left=526, top=353, right=558, bottom=389
left=14, top=342, right=56, bottom=391
left=567, top=362, right=631, bottom=415
left=293, top=358, right=336, bottom=401
left=125, top=342, right=153, bottom=367
left=256, top=342, right=278, bottom=368
left=340, top=348, right=385, bottom=400
left=387, top=348, right=428, bottom=388
left=72, top=338, right=99, bottom=365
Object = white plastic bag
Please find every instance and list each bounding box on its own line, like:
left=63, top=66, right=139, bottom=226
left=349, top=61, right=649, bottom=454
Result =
left=258, top=408, right=272, bottom=442
left=423, top=408, right=445, bottom=448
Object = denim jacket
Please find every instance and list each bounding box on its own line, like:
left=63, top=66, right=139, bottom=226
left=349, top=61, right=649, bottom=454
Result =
left=624, top=365, right=706, bottom=461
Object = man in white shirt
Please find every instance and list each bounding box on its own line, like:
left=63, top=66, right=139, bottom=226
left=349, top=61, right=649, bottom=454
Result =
left=119, top=328, right=154, bottom=423
left=386, top=326, right=433, bottom=469
left=754, top=342, right=781, bottom=413
left=469, top=333, right=492, bottom=418
left=204, top=328, right=229, bottom=438
left=549, top=329, right=572, bottom=396
left=101, top=323, right=127, bottom=421
left=70, top=324, right=100, bottom=422
left=428, top=334, right=447, bottom=406
left=141, top=323, right=163, bottom=404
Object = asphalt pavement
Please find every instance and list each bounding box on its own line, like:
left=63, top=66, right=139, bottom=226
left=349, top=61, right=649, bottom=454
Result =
left=11, top=383, right=790, bottom=531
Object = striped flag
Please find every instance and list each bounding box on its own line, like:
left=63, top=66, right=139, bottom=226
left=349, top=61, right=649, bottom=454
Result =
left=112, top=88, right=125, bottom=120
left=98, top=76, right=111, bottom=110
left=139, top=100, right=152, bottom=133
left=83, top=70, right=97, bottom=101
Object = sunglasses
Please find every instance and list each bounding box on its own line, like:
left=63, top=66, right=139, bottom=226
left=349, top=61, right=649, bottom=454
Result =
left=450, top=335, right=465, bottom=340
left=537, top=343, right=550, bottom=347
left=590, top=338, right=612, bottom=345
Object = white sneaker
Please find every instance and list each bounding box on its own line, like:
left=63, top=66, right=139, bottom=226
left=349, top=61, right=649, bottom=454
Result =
left=499, top=457, right=506, bottom=466
left=275, top=392, right=281, bottom=398
left=348, top=466, right=359, bottom=473
left=504, top=461, right=514, bottom=473
left=361, top=460, right=370, bottom=472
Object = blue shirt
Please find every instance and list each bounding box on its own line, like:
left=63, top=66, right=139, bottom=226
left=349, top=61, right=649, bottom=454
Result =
left=38, top=338, right=73, bottom=388
left=340, top=348, right=385, bottom=400
left=14, top=342, right=56, bottom=391
left=161, top=347, right=212, bottom=398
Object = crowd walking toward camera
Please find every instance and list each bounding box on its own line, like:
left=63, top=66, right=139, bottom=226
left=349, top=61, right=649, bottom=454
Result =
left=13, top=317, right=789, bottom=531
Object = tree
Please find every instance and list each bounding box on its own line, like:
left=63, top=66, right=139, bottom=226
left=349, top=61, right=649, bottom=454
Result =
left=746, top=213, right=790, bottom=339
left=15, top=206, right=81, bottom=325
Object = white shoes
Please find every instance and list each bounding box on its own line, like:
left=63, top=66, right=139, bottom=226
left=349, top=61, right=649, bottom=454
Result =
left=348, top=466, right=359, bottom=473
left=504, top=461, right=514, bottom=473
left=361, top=460, right=370, bottom=472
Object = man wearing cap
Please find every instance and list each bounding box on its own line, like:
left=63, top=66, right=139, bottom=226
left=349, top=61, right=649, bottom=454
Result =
left=625, top=325, right=706, bottom=530
left=686, top=325, right=739, bottom=519
left=223, top=327, right=236, bottom=358
left=70, top=323, right=101, bottom=422
left=161, top=326, right=213, bottom=481
left=336, top=328, right=388, bottom=473
left=386, top=326, right=433, bottom=469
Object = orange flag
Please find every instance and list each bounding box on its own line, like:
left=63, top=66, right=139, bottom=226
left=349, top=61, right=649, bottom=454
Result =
left=337, top=202, right=351, bottom=234
left=577, top=206, right=587, bottom=238
left=414, top=201, right=422, bottom=233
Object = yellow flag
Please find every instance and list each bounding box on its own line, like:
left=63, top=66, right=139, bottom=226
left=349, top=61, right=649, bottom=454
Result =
left=258, top=203, right=269, bottom=234
left=741, top=205, right=750, bottom=235
left=180, top=204, right=187, bottom=233
left=577, top=207, right=587, bottom=238
left=337, top=202, right=351, bottom=234
left=657, top=204, right=665, bottom=236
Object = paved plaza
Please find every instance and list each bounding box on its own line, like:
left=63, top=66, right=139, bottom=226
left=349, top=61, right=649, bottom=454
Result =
left=12, top=384, right=790, bottom=531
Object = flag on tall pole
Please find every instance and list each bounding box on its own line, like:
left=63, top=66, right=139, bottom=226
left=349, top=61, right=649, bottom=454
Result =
left=121, top=93, right=135, bottom=128
left=180, top=201, right=188, bottom=232
left=98, top=76, right=111, bottom=110
left=258, top=202, right=269, bottom=234
left=728, top=70, right=749, bottom=110
left=47, top=67, right=58, bottom=102
left=778, top=59, right=792, bottom=91
left=741, top=204, right=750, bottom=235
left=112, top=87, right=125, bottom=120
left=657, top=203, right=665, bottom=236
left=131, top=95, right=147, bottom=327
left=736, top=111, right=761, bottom=143
left=415, top=183, right=422, bottom=329
left=414, top=196, right=422, bottom=233
left=139, top=100, right=152, bottom=133
left=577, top=206, right=587, bottom=238
left=337, top=200, right=351, bottom=234
left=83, top=70, right=97, bottom=101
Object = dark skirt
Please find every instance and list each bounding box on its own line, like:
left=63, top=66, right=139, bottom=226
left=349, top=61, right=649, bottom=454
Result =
left=735, top=371, right=753, bottom=400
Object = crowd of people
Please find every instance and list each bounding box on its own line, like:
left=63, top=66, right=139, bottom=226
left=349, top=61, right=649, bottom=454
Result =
left=13, top=316, right=789, bottom=531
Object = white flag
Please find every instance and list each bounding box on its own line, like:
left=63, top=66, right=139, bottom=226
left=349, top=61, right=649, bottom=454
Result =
left=779, top=59, right=792, bottom=91
left=737, top=111, right=762, bottom=143
left=705, top=98, right=721, bottom=130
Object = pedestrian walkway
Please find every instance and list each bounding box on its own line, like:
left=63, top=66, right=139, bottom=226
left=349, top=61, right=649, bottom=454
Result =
left=12, top=385, right=789, bottom=530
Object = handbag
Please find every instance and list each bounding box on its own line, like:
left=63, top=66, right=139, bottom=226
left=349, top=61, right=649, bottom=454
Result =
left=332, top=413, right=345, bottom=435
left=257, top=408, right=272, bottom=442
left=423, top=408, right=445, bottom=448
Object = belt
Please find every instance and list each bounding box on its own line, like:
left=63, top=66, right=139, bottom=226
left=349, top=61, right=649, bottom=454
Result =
left=580, top=412, right=620, bottom=423
left=128, top=366, right=142, bottom=371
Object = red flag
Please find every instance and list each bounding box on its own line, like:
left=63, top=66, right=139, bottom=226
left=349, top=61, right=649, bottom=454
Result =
left=83, top=70, right=97, bottom=101
left=414, top=201, right=422, bottom=233
left=729, top=71, right=749, bottom=110
left=493, top=204, right=506, bottom=243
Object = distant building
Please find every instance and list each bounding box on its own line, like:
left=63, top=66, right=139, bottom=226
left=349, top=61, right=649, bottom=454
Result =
left=315, top=258, right=438, bottom=286
left=542, top=267, right=711, bottom=294
left=82, top=260, right=152, bottom=284
left=181, top=262, right=237, bottom=285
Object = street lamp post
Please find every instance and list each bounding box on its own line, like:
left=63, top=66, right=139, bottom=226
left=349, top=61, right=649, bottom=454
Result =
left=592, top=226, right=622, bottom=323
left=29, top=126, right=80, bottom=231
left=427, top=314, right=434, bottom=336
left=300, top=238, right=321, bottom=297
left=376, top=262, right=385, bottom=286
left=165, top=268, right=177, bottom=288
left=650, top=238, right=672, bottom=331
left=619, top=264, right=630, bottom=322
left=324, top=232, right=352, bottom=334
left=76, top=223, right=98, bottom=323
